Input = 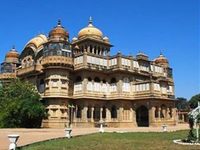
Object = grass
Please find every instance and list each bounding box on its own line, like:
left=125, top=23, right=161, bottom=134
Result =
left=19, top=130, right=200, bottom=150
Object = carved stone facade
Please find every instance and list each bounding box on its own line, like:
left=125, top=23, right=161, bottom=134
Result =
left=0, top=18, right=177, bottom=128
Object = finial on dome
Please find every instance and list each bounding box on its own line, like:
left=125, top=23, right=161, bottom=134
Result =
left=89, top=16, right=93, bottom=25
left=57, top=19, right=61, bottom=26
left=160, top=50, right=163, bottom=56
left=11, top=45, right=16, bottom=51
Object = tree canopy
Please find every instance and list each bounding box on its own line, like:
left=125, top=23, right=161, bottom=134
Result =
left=176, top=97, right=190, bottom=110
left=0, top=79, right=46, bottom=128
left=188, top=94, right=200, bottom=109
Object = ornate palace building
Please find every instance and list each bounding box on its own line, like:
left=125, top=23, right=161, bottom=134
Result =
left=0, top=18, right=176, bottom=128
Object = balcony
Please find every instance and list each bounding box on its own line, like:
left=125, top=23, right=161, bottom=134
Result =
left=41, top=56, right=73, bottom=68
left=0, top=73, right=16, bottom=79
left=17, top=64, right=43, bottom=76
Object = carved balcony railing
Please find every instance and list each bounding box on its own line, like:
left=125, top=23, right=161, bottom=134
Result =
left=17, top=64, right=43, bottom=76
left=0, top=73, right=16, bottom=79
left=41, top=56, right=73, bottom=68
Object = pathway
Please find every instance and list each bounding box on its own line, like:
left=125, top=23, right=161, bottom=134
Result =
left=0, top=124, right=189, bottom=150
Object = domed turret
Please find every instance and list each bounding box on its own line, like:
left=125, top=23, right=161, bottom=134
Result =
left=72, top=37, right=78, bottom=42
left=49, top=20, right=69, bottom=42
left=136, top=51, right=149, bottom=61
left=78, top=17, right=103, bottom=40
left=103, top=36, right=110, bottom=43
left=5, top=46, right=19, bottom=63
left=25, top=34, right=48, bottom=50
left=154, top=53, right=169, bottom=67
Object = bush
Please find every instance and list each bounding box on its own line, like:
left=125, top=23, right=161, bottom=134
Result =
left=0, top=79, right=46, bottom=128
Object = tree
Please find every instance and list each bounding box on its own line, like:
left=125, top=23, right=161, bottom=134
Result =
left=176, top=97, right=190, bottom=110
left=188, top=94, right=200, bottom=109
left=0, top=79, right=46, bottom=128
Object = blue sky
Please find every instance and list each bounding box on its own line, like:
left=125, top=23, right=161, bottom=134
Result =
left=0, top=0, right=199, bottom=99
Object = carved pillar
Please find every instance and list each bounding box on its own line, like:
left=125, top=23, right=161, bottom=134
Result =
left=166, top=108, right=170, bottom=119
left=158, top=107, right=161, bottom=119
left=151, top=106, right=155, bottom=122
left=106, top=107, right=111, bottom=122
left=82, top=106, right=88, bottom=122
left=91, top=106, right=94, bottom=122
left=100, top=107, right=103, bottom=121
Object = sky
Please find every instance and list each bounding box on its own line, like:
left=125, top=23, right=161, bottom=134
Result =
left=0, top=0, right=199, bottom=99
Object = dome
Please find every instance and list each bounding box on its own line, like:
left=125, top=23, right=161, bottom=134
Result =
left=49, top=20, right=69, bottom=41
left=78, top=17, right=103, bottom=40
left=154, top=54, right=168, bottom=65
left=103, top=36, right=110, bottom=43
left=5, top=46, right=19, bottom=63
left=136, top=51, right=149, bottom=60
left=25, top=34, right=48, bottom=49
left=72, top=37, right=78, bottom=42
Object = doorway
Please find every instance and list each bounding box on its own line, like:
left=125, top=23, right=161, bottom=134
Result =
left=136, top=105, right=149, bottom=127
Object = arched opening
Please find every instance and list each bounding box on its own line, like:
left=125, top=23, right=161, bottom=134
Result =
left=155, top=106, right=159, bottom=118
left=75, top=76, right=82, bottom=82
left=87, top=106, right=91, bottom=119
left=94, top=77, right=100, bottom=82
left=76, top=106, right=82, bottom=118
left=160, top=104, right=167, bottom=118
left=110, top=78, right=116, bottom=84
left=111, top=105, right=117, bottom=119
left=93, top=106, right=100, bottom=121
left=136, top=105, right=149, bottom=127
left=102, top=106, right=106, bottom=119
left=38, top=79, right=45, bottom=93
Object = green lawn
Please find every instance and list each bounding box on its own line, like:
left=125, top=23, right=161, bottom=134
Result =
left=19, top=130, right=199, bottom=150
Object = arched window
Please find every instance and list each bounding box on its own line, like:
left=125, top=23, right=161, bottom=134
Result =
left=102, top=106, right=106, bottom=119
left=88, top=77, right=92, bottom=82
left=76, top=76, right=82, bottom=82
left=87, top=106, right=91, bottom=118
left=94, top=77, right=100, bottom=82
left=38, top=79, right=45, bottom=93
left=111, top=105, right=117, bottom=118
left=76, top=106, right=82, bottom=118
left=110, top=78, right=117, bottom=92
left=102, top=79, right=106, bottom=83
left=155, top=106, right=159, bottom=118
left=160, top=104, right=166, bottom=118
left=111, top=78, right=116, bottom=84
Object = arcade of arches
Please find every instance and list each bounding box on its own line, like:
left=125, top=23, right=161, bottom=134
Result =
left=44, top=99, right=176, bottom=128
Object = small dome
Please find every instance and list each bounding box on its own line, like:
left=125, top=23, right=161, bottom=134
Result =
left=103, top=36, right=110, bottom=43
left=78, top=17, right=103, bottom=40
left=5, top=46, right=19, bottom=63
left=154, top=54, right=168, bottom=65
left=72, top=37, right=78, bottom=42
left=136, top=51, right=149, bottom=60
left=49, top=20, right=69, bottom=41
left=25, top=34, right=48, bottom=49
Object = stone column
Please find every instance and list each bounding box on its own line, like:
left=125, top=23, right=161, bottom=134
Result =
left=151, top=107, right=155, bottom=123
left=106, top=107, right=111, bottom=122
left=87, top=45, right=90, bottom=53
left=82, top=78, right=87, bottom=93
left=158, top=107, right=161, bottom=119
left=118, top=107, right=123, bottom=122
left=92, top=45, right=94, bottom=54
left=91, top=107, right=94, bottom=122
left=82, top=106, right=88, bottom=122
left=100, top=107, right=103, bottom=121
left=117, top=52, right=122, bottom=68
left=83, top=52, right=87, bottom=66
left=166, top=108, right=170, bottom=119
